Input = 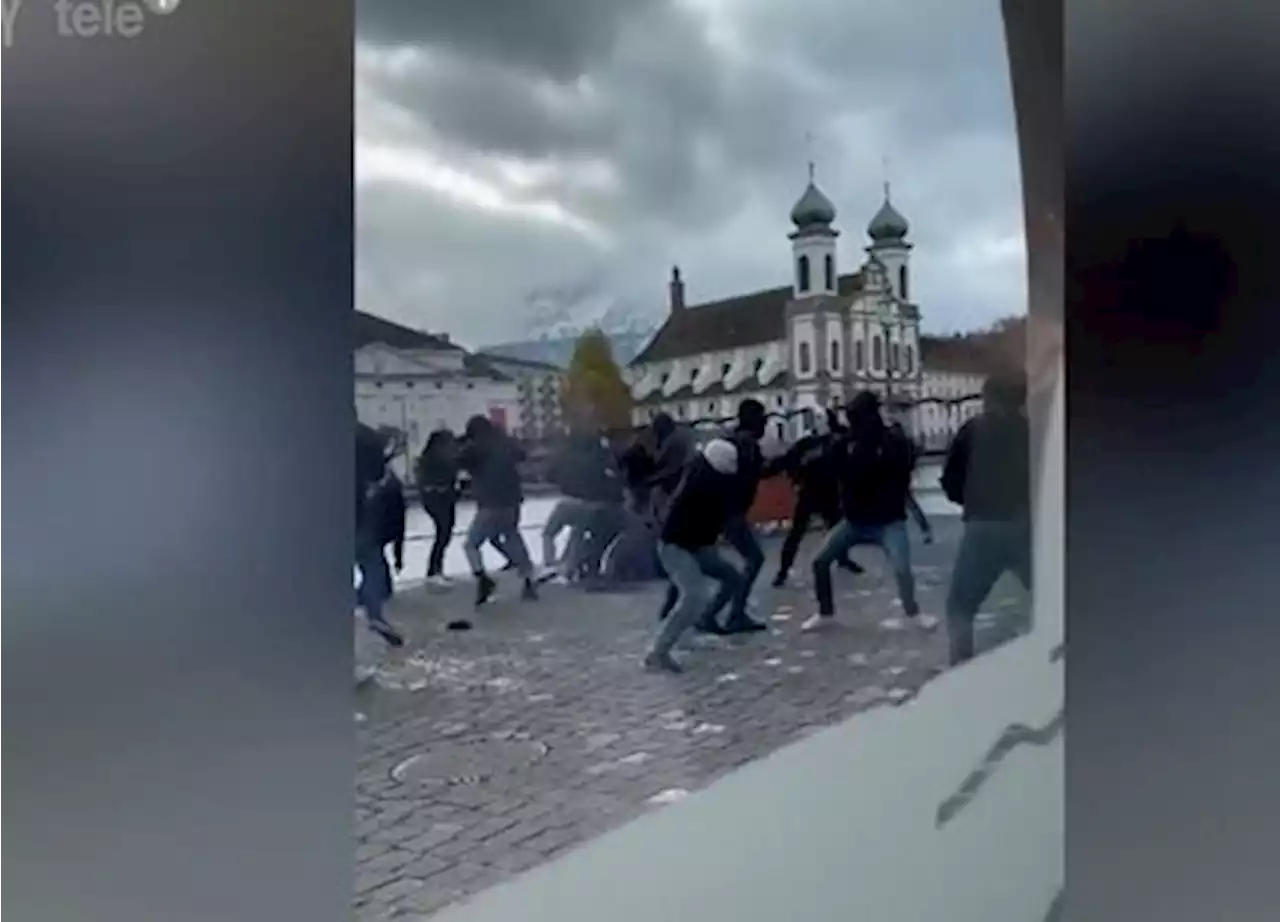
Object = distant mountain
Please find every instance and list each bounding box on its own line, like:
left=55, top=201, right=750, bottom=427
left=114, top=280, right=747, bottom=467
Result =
left=481, top=329, right=656, bottom=370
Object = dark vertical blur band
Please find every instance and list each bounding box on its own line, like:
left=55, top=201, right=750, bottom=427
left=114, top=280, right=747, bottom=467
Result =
left=3, top=3, right=354, bottom=921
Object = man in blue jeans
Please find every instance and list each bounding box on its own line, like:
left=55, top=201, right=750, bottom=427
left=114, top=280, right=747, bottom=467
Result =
left=940, top=374, right=1032, bottom=665
left=645, top=439, right=744, bottom=673
left=693, top=398, right=770, bottom=634
left=803, top=391, right=936, bottom=632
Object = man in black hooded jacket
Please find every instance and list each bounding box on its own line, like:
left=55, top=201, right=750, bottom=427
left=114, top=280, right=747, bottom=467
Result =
left=354, top=423, right=405, bottom=647
left=695, top=398, right=770, bottom=634
left=771, top=408, right=865, bottom=586
left=941, top=374, right=1032, bottom=665
left=803, top=391, right=932, bottom=632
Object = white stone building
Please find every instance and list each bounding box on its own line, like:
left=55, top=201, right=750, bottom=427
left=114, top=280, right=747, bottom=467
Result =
left=628, top=173, right=996, bottom=450
left=354, top=312, right=520, bottom=480
left=470, top=352, right=567, bottom=442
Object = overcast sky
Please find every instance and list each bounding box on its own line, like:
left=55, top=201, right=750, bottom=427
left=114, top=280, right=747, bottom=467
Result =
left=356, top=0, right=1024, bottom=347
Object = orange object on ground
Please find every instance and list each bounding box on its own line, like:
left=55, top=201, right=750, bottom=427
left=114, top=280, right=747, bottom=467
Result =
left=747, top=475, right=795, bottom=528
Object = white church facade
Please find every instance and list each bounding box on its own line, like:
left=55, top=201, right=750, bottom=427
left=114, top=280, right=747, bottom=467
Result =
left=628, top=172, right=991, bottom=450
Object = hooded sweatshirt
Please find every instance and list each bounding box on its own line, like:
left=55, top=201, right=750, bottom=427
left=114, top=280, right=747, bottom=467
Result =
left=659, top=438, right=739, bottom=550
left=833, top=395, right=914, bottom=526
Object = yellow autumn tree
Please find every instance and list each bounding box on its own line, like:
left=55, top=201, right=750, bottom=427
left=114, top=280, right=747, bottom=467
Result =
left=561, top=328, right=633, bottom=432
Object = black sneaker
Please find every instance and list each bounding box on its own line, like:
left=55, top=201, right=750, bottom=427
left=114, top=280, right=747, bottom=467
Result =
left=837, top=559, right=865, bottom=575
left=368, top=619, right=405, bottom=648
left=521, top=579, right=539, bottom=602
left=695, top=619, right=731, bottom=636
left=474, top=573, right=496, bottom=607
left=723, top=616, right=768, bottom=635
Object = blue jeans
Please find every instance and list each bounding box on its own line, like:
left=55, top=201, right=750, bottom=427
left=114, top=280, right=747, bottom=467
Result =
left=946, top=519, right=1032, bottom=664
left=651, top=544, right=743, bottom=657
left=355, top=527, right=392, bottom=625
left=465, top=506, right=533, bottom=578
left=704, top=514, right=764, bottom=625
left=812, top=519, right=918, bottom=617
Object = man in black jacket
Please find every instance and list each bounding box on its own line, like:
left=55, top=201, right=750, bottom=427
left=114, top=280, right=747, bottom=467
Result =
left=693, top=398, right=770, bottom=634
left=941, top=374, right=1032, bottom=665
left=646, top=412, right=695, bottom=520
left=804, top=391, right=932, bottom=632
left=772, top=408, right=865, bottom=586
left=458, top=415, right=539, bottom=606
left=645, top=438, right=745, bottom=673
left=354, top=423, right=405, bottom=647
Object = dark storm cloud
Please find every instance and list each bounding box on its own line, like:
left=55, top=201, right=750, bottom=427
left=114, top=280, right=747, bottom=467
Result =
left=356, top=0, right=1025, bottom=344
left=357, top=0, right=665, bottom=81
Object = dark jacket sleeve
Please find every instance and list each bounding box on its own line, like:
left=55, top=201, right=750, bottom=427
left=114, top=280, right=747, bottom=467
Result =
left=941, top=420, right=975, bottom=506
left=647, top=435, right=690, bottom=488
left=763, top=438, right=804, bottom=479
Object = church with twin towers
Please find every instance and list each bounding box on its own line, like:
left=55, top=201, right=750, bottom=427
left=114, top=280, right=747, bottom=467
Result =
left=628, top=165, right=986, bottom=448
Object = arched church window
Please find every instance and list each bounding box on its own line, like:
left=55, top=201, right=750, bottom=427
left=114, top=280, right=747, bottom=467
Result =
left=824, top=254, right=835, bottom=291
left=872, top=336, right=884, bottom=371
left=830, top=339, right=841, bottom=372
left=797, top=255, right=811, bottom=293
left=798, top=341, right=812, bottom=374
left=899, top=265, right=909, bottom=300
left=855, top=340, right=865, bottom=371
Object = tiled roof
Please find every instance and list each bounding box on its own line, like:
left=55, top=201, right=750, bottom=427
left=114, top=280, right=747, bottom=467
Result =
left=631, top=273, right=864, bottom=365
left=354, top=311, right=462, bottom=352
left=918, top=335, right=1006, bottom=375
left=635, top=372, right=791, bottom=406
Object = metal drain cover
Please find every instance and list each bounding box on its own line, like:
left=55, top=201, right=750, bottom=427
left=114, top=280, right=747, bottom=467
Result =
left=390, top=734, right=549, bottom=787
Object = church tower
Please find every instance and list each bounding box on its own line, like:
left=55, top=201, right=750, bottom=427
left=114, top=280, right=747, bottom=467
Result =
left=786, top=163, right=840, bottom=434
left=789, top=162, right=839, bottom=299
left=865, top=181, right=912, bottom=302
left=863, top=181, right=922, bottom=417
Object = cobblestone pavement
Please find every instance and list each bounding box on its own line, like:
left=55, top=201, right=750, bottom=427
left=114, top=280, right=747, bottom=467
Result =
left=354, top=517, right=1029, bottom=920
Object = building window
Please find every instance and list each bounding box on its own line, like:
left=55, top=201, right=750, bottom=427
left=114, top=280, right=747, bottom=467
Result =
left=892, top=342, right=901, bottom=373
left=830, top=339, right=841, bottom=372
left=774, top=421, right=785, bottom=440
left=855, top=340, right=865, bottom=371
left=824, top=254, right=835, bottom=291
left=899, top=265, right=909, bottom=300
left=707, top=401, right=716, bottom=414
left=905, top=344, right=915, bottom=374
left=872, top=336, right=884, bottom=372
left=776, top=395, right=785, bottom=407
left=754, top=357, right=765, bottom=374
left=661, top=372, right=671, bottom=386
left=677, top=405, right=686, bottom=419
left=798, top=341, right=812, bottom=374
left=797, top=255, right=811, bottom=293
left=801, top=408, right=815, bottom=431
left=721, top=362, right=732, bottom=377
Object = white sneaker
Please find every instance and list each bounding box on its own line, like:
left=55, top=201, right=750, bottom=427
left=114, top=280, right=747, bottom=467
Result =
left=425, top=575, right=451, bottom=589
left=914, top=614, right=941, bottom=632
left=801, top=614, right=836, bottom=631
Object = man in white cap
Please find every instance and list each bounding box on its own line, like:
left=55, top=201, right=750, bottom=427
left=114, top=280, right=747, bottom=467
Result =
left=644, top=438, right=745, bottom=673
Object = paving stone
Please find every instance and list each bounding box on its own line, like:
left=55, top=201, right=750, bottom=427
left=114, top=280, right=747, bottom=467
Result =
left=355, top=520, right=1030, bottom=917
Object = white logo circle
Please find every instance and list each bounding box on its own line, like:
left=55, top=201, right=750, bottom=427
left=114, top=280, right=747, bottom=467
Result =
left=144, top=0, right=183, bottom=14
